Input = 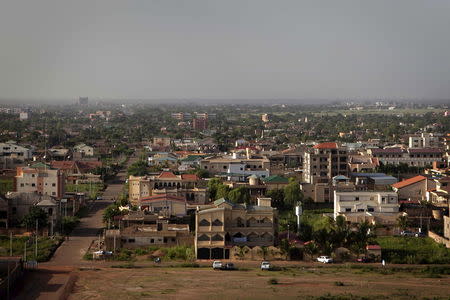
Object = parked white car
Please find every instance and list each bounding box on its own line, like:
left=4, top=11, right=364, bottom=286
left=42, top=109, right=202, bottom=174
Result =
left=317, top=256, right=333, bottom=263
left=212, top=261, right=223, bottom=270
left=260, top=261, right=271, bottom=270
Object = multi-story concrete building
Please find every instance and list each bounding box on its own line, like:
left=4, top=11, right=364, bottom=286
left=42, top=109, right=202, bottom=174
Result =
left=105, top=220, right=192, bottom=251
left=303, top=142, right=348, bottom=184
left=139, top=194, right=187, bottom=217
left=195, top=197, right=278, bottom=259
left=334, top=191, right=399, bottom=224
left=301, top=142, right=348, bottom=203
left=192, top=118, right=208, bottom=131
left=171, top=112, right=192, bottom=120
left=0, top=141, right=33, bottom=161
left=200, top=155, right=270, bottom=181
left=409, top=133, right=441, bottom=148
left=14, top=163, right=65, bottom=199
left=128, top=171, right=206, bottom=206
left=368, top=147, right=443, bottom=167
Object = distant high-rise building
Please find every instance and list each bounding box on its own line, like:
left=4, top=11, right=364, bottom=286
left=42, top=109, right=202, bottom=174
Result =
left=79, top=97, right=88, bottom=105
left=261, top=114, right=270, bottom=122
left=193, top=118, right=208, bottom=131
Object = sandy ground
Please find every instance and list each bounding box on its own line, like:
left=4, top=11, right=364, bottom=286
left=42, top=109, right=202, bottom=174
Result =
left=68, top=261, right=450, bottom=300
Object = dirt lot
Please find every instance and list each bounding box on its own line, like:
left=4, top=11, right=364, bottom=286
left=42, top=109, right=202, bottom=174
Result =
left=69, top=261, right=450, bottom=300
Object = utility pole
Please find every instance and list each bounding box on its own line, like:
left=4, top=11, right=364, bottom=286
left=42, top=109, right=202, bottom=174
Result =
left=24, top=242, right=27, bottom=261
left=35, top=219, right=38, bottom=260
left=9, top=232, right=12, bottom=256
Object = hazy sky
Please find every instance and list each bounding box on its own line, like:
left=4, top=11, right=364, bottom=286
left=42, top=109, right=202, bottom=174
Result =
left=1, top=0, right=450, bottom=101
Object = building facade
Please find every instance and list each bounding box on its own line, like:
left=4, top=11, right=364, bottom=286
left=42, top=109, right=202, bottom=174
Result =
left=195, top=197, right=277, bottom=259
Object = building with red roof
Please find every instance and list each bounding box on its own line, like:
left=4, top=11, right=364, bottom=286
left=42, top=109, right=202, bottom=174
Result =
left=313, top=142, right=338, bottom=149
left=392, top=175, right=435, bottom=202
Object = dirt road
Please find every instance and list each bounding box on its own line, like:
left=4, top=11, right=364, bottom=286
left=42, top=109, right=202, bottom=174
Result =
left=13, top=154, right=138, bottom=300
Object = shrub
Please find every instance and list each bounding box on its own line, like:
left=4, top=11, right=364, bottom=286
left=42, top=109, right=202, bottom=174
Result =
left=268, top=278, right=278, bottom=285
left=334, top=281, right=345, bottom=286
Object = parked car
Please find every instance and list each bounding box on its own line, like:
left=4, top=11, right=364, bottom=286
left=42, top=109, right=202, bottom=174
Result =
left=260, top=261, right=271, bottom=270
left=356, top=256, right=370, bottom=263
left=415, top=231, right=426, bottom=237
left=212, top=261, right=222, bottom=270
left=400, top=230, right=415, bottom=237
left=317, top=256, right=333, bottom=263
left=221, top=262, right=236, bottom=270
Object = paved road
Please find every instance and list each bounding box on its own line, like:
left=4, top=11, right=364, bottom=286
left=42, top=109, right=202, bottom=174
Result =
left=14, top=155, right=138, bottom=299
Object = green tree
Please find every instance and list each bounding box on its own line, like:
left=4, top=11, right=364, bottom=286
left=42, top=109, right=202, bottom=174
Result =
left=266, top=189, right=285, bottom=210
left=348, top=221, right=374, bottom=254
left=228, top=187, right=250, bottom=204
left=283, top=180, right=303, bottom=208
left=22, top=207, right=48, bottom=229
left=103, top=204, right=121, bottom=224
left=396, top=215, right=409, bottom=231
left=216, top=184, right=231, bottom=200
left=207, top=178, right=223, bottom=200
left=127, top=160, right=148, bottom=176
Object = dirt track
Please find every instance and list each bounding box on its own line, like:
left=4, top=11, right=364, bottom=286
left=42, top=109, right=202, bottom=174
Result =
left=69, top=263, right=450, bottom=300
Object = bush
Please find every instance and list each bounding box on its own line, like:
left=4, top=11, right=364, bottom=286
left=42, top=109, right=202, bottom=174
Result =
left=115, top=249, right=134, bottom=261
left=268, top=278, right=279, bottom=285
left=164, top=246, right=195, bottom=261
left=334, top=281, right=345, bottom=286
left=377, top=237, right=450, bottom=264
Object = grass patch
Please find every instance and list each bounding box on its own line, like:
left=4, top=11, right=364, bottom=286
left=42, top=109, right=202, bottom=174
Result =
left=66, top=183, right=105, bottom=199
left=111, top=263, right=140, bottom=269
left=376, top=236, right=450, bottom=264
left=0, top=235, right=63, bottom=262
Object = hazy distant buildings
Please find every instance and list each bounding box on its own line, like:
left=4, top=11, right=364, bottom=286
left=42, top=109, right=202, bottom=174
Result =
left=19, top=112, right=29, bottom=120
left=79, top=97, right=88, bottom=105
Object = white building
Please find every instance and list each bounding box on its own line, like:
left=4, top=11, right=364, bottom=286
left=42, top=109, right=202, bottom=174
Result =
left=334, top=191, right=399, bottom=223
left=0, top=141, right=33, bottom=161
left=73, top=143, right=94, bottom=157
left=408, top=133, right=441, bottom=148
left=19, top=112, right=29, bottom=120
left=15, top=163, right=65, bottom=199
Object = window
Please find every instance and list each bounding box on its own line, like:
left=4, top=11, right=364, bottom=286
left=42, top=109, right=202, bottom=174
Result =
left=128, top=238, right=135, bottom=243
left=355, top=197, right=359, bottom=201
left=20, top=183, right=24, bottom=187
left=212, top=219, right=223, bottom=226
left=198, top=234, right=209, bottom=241
left=150, top=239, right=154, bottom=243
left=199, top=219, right=210, bottom=226
left=31, top=183, right=35, bottom=187
left=345, top=208, right=351, bottom=212
left=211, top=234, right=223, bottom=241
